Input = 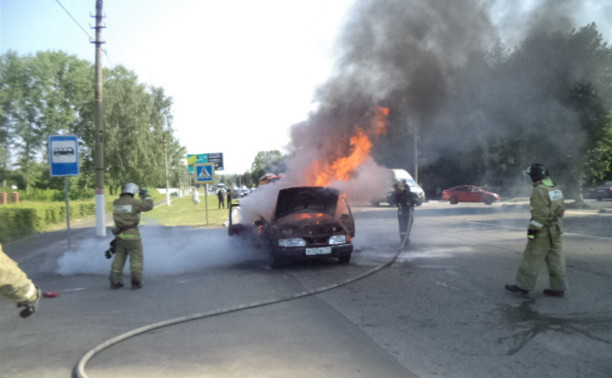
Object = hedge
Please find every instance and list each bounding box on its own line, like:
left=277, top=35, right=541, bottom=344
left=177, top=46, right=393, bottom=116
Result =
left=0, top=190, right=168, bottom=243
left=0, top=201, right=102, bottom=243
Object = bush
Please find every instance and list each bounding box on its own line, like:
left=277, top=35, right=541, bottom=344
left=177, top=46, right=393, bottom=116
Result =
left=0, top=201, right=98, bottom=243
left=19, top=188, right=95, bottom=202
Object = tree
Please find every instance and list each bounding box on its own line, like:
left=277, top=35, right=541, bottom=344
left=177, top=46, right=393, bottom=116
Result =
left=0, top=51, right=92, bottom=191
left=0, top=51, right=186, bottom=196
left=250, top=150, right=286, bottom=186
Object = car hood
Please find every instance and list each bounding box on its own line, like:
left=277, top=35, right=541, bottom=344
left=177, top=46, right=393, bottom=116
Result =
left=275, top=186, right=339, bottom=220
left=275, top=212, right=348, bottom=234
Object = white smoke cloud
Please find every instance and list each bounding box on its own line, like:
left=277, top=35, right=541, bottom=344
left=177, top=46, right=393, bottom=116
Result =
left=56, top=226, right=265, bottom=276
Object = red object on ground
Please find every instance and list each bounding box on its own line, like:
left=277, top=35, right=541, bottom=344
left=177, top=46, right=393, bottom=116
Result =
left=43, top=291, right=59, bottom=298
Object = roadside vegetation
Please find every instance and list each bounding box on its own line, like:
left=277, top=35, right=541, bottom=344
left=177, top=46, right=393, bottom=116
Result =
left=141, top=194, right=232, bottom=228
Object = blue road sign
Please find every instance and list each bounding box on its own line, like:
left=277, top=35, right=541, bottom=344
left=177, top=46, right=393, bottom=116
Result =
left=187, top=153, right=224, bottom=172
left=195, top=163, right=215, bottom=182
left=50, top=135, right=80, bottom=176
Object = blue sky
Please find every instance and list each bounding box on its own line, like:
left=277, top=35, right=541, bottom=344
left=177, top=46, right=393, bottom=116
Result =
left=1, top=0, right=355, bottom=174
left=1, top=0, right=610, bottom=174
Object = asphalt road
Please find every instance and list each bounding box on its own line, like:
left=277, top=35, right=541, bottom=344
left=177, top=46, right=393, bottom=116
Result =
left=1, top=199, right=610, bottom=378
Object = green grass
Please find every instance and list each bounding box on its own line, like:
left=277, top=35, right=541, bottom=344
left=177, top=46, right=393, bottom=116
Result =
left=141, top=194, right=235, bottom=228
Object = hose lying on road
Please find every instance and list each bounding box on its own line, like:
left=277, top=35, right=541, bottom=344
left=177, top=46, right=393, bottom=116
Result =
left=73, top=247, right=402, bottom=378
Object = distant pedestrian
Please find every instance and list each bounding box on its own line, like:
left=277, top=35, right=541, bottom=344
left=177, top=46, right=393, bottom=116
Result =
left=505, top=164, right=566, bottom=298
left=192, top=188, right=200, bottom=210
left=217, top=188, right=225, bottom=209
left=226, top=188, right=232, bottom=208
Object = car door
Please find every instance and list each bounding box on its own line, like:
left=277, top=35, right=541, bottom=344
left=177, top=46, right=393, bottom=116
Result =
left=467, top=186, right=483, bottom=202
left=337, top=195, right=355, bottom=237
left=454, top=186, right=470, bottom=202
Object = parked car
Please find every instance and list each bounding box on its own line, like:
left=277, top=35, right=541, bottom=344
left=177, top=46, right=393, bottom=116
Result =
left=229, top=186, right=355, bottom=268
left=232, top=187, right=250, bottom=198
left=594, top=181, right=612, bottom=200
left=442, top=185, right=501, bottom=205
left=371, top=169, right=425, bottom=206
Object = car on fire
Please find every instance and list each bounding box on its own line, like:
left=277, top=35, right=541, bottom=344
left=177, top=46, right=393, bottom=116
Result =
left=442, top=185, right=501, bottom=205
left=229, top=186, right=355, bottom=268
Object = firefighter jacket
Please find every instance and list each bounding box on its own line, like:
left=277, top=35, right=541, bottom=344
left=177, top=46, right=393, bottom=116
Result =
left=0, top=244, right=38, bottom=304
left=395, top=188, right=418, bottom=209
left=528, top=179, right=565, bottom=233
left=113, top=194, right=154, bottom=241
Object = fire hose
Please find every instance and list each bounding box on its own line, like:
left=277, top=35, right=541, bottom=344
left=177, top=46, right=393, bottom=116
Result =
left=73, top=247, right=403, bottom=378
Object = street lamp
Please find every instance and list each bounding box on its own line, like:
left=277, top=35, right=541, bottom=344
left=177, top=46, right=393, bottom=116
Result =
left=163, top=131, right=171, bottom=206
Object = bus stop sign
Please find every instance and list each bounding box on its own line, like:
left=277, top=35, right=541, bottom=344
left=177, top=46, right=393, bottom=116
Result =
left=49, top=135, right=79, bottom=176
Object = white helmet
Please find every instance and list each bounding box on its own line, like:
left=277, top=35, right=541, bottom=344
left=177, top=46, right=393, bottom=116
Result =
left=122, top=183, right=139, bottom=196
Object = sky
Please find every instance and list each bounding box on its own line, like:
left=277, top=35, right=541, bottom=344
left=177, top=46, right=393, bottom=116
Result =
left=1, top=0, right=611, bottom=175
left=0, top=0, right=356, bottom=174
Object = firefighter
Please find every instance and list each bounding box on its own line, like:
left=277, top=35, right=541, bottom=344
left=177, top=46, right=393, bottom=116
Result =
left=505, top=163, right=567, bottom=297
left=108, top=183, right=154, bottom=289
left=0, top=244, right=41, bottom=318
left=394, top=181, right=418, bottom=246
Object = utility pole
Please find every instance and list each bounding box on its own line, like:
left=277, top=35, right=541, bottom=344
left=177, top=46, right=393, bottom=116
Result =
left=93, top=0, right=106, bottom=237
left=163, top=132, right=171, bottom=206
left=413, top=130, right=419, bottom=183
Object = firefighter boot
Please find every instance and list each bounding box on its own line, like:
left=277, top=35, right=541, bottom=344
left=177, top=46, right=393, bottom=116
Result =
left=543, top=289, right=564, bottom=297
left=504, top=284, right=528, bottom=296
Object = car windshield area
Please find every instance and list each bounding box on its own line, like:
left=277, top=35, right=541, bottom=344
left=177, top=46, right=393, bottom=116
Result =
left=275, top=187, right=339, bottom=220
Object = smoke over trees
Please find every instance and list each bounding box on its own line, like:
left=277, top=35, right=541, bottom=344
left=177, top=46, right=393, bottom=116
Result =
left=288, top=0, right=611, bottom=199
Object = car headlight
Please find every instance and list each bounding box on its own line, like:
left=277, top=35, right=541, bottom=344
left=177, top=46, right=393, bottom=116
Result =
left=278, top=238, right=306, bottom=247
left=328, top=234, right=347, bottom=245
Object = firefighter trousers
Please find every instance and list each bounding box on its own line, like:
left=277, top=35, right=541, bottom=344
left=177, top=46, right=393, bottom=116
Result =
left=397, top=206, right=413, bottom=244
left=515, top=224, right=567, bottom=292
left=110, top=238, right=144, bottom=285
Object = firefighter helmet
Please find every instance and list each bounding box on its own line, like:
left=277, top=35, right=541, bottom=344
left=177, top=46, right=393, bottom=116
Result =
left=524, top=164, right=550, bottom=183
left=122, top=183, right=139, bottom=196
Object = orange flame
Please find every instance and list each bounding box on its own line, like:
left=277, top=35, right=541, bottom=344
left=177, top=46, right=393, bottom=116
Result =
left=374, top=106, right=390, bottom=136
left=307, top=106, right=389, bottom=186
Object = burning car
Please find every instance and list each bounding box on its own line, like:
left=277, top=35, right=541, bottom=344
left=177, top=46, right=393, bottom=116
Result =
left=229, top=186, right=355, bottom=268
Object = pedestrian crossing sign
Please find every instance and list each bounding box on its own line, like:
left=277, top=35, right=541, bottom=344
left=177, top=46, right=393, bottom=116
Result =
left=195, top=163, right=215, bottom=182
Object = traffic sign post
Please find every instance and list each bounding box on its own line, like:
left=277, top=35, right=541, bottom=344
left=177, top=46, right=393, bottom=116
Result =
left=195, top=163, right=215, bottom=225
left=49, top=135, right=80, bottom=250
left=50, top=135, right=80, bottom=176
left=187, top=153, right=224, bottom=172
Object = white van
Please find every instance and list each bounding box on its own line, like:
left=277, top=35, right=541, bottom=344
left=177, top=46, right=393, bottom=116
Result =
left=371, top=168, right=426, bottom=206
left=392, top=169, right=425, bottom=202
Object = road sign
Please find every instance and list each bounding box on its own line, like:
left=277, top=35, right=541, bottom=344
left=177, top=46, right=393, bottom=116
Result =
left=187, top=153, right=224, bottom=172
left=195, top=163, right=215, bottom=182
left=49, top=135, right=79, bottom=176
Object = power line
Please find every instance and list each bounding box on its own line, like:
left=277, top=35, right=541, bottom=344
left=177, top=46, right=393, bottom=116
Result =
left=55, top=0, right=92, bottom=41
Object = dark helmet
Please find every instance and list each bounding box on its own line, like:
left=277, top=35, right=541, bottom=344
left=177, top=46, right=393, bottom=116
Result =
left=525, top=163, right=550, bottom=182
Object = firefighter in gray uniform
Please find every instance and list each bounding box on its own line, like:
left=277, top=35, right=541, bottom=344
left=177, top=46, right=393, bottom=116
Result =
left=109, top=183, right=154, bottom=289
left=505, top=164, right=567, bottom=297
left=1, top=243, right=41, bottom=318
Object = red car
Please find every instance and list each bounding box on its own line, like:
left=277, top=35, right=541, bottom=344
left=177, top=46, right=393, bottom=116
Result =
left=442, top=185, right=501, bottom=205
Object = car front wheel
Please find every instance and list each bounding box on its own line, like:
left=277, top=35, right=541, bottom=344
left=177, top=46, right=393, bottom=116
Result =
left=484, top=196, right=493, bottom=205
left=269, top=250, right=284, bottom=269
left=338, top=252, right=351, bottom=264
